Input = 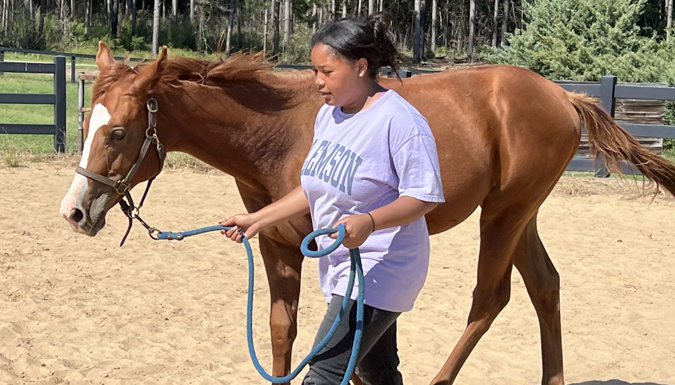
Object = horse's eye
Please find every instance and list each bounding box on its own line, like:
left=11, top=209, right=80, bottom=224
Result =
left=111, top=128, right=126, bottom=141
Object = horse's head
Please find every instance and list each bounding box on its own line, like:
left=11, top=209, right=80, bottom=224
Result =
left=60, top=42, right=168, bottom=236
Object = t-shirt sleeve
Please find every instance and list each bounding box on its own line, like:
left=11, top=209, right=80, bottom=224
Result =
left=392, top=131, right=445, bottom=203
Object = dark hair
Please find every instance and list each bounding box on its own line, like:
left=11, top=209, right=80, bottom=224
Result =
left=310, top=13, right=401, bottom=79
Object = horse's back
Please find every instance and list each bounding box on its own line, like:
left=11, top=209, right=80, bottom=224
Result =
left=381, top=65, right=582, bottom=234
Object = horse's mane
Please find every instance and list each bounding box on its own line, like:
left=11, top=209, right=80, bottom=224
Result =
left=91, top=63, right=135, bottom=103
left=92, top=54, right=312, bottom=112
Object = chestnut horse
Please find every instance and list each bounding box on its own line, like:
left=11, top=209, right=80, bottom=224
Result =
left=60, top=42, right=675, bottom=385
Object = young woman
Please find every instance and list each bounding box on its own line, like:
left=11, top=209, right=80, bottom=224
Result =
left=221, top=13, right=444, bottom=385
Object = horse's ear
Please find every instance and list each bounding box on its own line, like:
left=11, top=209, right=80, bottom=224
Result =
left=96, top=41, right=115, bottom=72
left=131, top=46, right=168, bottom=95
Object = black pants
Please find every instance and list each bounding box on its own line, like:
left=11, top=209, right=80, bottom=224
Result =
left=302, top=295, right=404, bottom=385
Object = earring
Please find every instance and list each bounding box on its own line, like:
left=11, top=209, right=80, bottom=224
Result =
left=359, top=72, right=364, bottom=77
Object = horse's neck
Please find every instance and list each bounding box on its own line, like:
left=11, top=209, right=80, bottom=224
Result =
left=158, top=74, right=319, bottom=198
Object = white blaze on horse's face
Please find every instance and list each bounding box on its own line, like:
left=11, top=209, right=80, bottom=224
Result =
left=60, top=103, right=111, bottom=232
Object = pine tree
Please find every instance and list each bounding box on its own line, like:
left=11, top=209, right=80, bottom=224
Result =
left=486, top=0, right=675, bottom=84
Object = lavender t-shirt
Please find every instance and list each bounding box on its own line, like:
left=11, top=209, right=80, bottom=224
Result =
left=300, top=90, right=444, bottom=312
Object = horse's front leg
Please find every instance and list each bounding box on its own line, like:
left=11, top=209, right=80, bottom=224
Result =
left=258, top=234, right=304, bottom=384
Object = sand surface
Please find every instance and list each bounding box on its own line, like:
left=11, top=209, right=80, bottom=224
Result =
left=1, top=160, right=674, bottom=385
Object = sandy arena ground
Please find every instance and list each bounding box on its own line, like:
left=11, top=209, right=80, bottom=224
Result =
left=0, top=159, right=674, bottom=385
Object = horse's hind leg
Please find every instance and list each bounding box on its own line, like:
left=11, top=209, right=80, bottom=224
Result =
left=258, top=235, right=303, bottom=385
left=513, top=216, right=564, bottom=385
left=430, top=195, right=539, bottom=385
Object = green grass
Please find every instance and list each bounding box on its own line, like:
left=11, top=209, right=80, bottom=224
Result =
left=0, top=72, right=81, bottom=154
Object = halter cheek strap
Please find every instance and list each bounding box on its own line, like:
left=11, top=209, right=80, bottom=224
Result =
left=76, top=97, right=167, bottom=246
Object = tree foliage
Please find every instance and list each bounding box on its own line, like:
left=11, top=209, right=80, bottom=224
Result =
left=485, top=0, right=675, bottom=84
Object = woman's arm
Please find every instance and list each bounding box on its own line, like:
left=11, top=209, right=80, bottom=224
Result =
left=329, top=196, right=438, bottom=249
left=221, top=185, right=310, bottom=242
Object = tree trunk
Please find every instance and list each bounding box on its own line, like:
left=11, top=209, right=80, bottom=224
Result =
left=111, top=0, right=119, bottom=38
left=468, top=0, right=475, bottom=62
left=70, top=0, right=74, bottom=19
left=84, top=0, right=90, bottom=33
left=197, top=2, right=204, bottom=51
left=331, top=0, right=335, bottom=19
left=491, top=0, right=498, bottom=47
left=367, top=0, right=372, bottom=15
left=189, top=0, right=194, bottom=22
left=341, top=0, right=346, bottom=18
left=378, top=0, right=382, bottom=12
left=225, top=0, right=233, bottom=54
left=442, top=0, right=447, bottom=48
left=236, top=0, right=241, bottom=49
left=283, top=0, right=290, bottom=58
left=39, top=0, right=45, bottom=37
left=272, top=0, right=280, bottom=57
left=152, top=0, right=160, bottom=55
left=421, top=0, right=425, bottom=57
left=357, top=0, right=361, bottom=17
left=263, top=8, right=268, bottom=54
left=451, top=0, right=457, bottom=57
left=130, top=0, right=136, bottom=35
left=431, top=0, right=437, bottom=55
left=2, top=0, right=7, bottom=36
left=249, top=13, right=253, bottom=51
left=500, top=0, right=509, bottom=46
left=312, top=2, right=317, bottom=34
left=667, top=0, right=673, bottom=40
left=413, top=0, right=421, bottom=62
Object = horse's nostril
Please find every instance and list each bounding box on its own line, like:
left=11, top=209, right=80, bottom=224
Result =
left=71, top=209, right=84, bottom=223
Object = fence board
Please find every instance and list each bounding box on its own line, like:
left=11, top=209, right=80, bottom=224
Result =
left=0, top=62, right=55, bottom=73
left=0, top=124, right=56, bottom=135
left=0, top=93, right=55, bottom=104
left=615, top=84, right=675, bottom=101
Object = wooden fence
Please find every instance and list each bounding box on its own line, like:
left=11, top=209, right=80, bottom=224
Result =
left=558, top=75, right=675, bottom=176
left=0, top=47, right=144, bottom=83
left=0, top=56, right=67, bottom=152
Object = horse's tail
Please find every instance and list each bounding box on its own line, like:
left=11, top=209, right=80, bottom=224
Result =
left=566, top=91, right=675, bottom=196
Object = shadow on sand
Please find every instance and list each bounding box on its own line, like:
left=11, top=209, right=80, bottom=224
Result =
left=571, top=381, right=672, bottom=385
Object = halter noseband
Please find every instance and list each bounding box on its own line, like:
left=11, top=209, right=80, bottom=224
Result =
left=76, top=97, right=166, bottom=246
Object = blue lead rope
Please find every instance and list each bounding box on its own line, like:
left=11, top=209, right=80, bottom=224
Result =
left=156, top=224, right=365, bottom=385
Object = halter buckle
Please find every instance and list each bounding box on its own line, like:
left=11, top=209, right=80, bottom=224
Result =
left=146, top=98, right=158, bottom=113
left=115, top=180, right=131, bottom=195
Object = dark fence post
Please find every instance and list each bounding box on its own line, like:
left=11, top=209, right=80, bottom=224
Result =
left=54, top=56, right=67, bottom=153
left=595, top=74, right=617, bottom=178
left=0, top=50, right=4, bottom=76
left=78, top=74, right=85, bottom=152
left=71, top=56, right=76, bottom=83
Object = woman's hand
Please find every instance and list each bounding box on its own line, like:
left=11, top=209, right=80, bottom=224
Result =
left=329, top=213, right=374, bottom=249
left=220, top=213, right=264, bottom=243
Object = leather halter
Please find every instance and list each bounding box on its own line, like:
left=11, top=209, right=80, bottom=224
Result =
left=76, top=97, right=166, bottom=246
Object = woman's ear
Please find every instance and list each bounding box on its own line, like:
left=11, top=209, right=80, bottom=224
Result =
left=357, top=58, right=369, bottom=77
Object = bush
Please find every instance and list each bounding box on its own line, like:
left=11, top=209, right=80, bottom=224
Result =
left=485, top=0, right=675, bottom=85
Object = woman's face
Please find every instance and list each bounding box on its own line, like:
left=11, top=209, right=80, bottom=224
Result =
left=311, top=43, right=368, bottom=111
